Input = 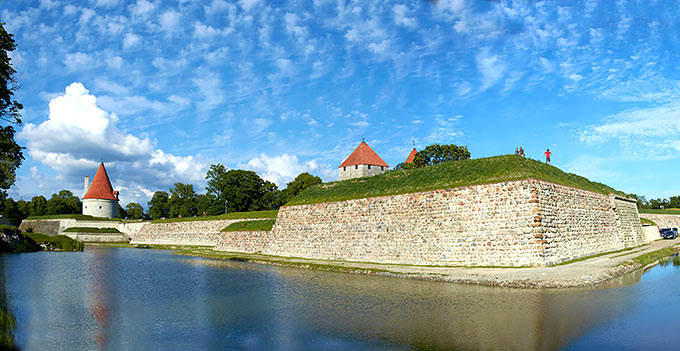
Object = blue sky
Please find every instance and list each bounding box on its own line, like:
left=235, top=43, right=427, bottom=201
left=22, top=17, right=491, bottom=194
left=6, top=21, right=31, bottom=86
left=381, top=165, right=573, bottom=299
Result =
left=3, top=0, right=680, bottom=206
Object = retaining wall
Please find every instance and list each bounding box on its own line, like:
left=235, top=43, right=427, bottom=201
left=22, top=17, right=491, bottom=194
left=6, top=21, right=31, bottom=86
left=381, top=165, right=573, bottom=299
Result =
left=639, top=213, right=680, bottom=229
left=214, top=231, right=270, bottom=253
left=264, top=179, right=644, bottom=267
left=129, top=219, right=271, bottom=246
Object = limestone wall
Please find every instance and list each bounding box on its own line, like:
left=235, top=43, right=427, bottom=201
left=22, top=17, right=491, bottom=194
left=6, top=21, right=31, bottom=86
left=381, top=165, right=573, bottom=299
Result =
left=611, top=196, right=645, bottom=248
left=214, top=231, right=270, bottom=253
left=639, top=213, right=680, bottom=229
left=19, top=219, right=63, bottom=236
left=129, top=218, right=270, bottom=246
left=265, top=179, right=643, bottom=267
left=642, top=225, right=660, bottom=243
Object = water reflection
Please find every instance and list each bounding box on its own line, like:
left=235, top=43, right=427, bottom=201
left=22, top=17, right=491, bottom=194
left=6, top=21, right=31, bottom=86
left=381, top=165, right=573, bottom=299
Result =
left=3, top=248, right=680, bottom=350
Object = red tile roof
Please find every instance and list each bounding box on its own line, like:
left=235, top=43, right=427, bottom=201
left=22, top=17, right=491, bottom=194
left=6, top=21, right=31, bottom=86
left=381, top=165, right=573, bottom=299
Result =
left=339, top=141, right=389, bottom=168
left=83, top=163, right=117, bottom=200
left=405, top=148, right=418, bottom=164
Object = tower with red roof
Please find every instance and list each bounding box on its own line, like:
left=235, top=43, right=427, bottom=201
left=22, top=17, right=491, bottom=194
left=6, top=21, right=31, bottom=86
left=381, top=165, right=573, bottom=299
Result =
left=82, top=162, right=119, bottom=218
left=404, top=148, right=418, bottom=164
left=338, top=140, right=389, bottom=180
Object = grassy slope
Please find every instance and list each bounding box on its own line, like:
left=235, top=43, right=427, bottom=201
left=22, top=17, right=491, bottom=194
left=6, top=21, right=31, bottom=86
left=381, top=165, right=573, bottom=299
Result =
left=25, top=214, right=121, bottom=221
left=24, top=233, right=84, bottom=251
left=153, top=210, right=278, bottom=223
left=62, top=227, right=121, bottom=233
left=288, top=155, right=624, bottom=206
left=639, top=208, right=680, bottom=215
left=221, top=219, right=275, bottom=232
left=640, top=217, right=657, bottom=226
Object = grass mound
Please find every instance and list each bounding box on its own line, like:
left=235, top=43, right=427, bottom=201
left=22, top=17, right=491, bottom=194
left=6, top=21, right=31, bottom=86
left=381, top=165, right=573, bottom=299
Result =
left=638, top=208, right=680, bottom=215
left=62, top=227, right=121, bottom=233
left=24, top=214, right=121, bottom=221
left=0, top=225, right=41, bottom=253
left=640, top=217, right=657, bottom=226
left=288, top=154, right=624, bottom=206
left=221, top=219, right=275, bottom=232
left=24, top=233, right=84, bottom=251
left=153, top=210, right=278, bottom=223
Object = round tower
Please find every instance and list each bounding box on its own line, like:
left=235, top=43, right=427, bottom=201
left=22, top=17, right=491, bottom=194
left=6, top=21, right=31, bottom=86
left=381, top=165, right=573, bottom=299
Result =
left=82, top=162, right=119, bottom=218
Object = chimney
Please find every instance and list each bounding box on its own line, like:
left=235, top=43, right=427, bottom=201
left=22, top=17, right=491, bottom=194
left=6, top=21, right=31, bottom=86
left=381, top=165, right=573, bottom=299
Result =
left=84, top=176, right=89, bottom=196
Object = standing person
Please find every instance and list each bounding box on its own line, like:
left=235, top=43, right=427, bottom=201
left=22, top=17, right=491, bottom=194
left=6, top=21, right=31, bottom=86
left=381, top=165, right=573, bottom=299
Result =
left=515, top=147, right=519, bottom=155
left=544, top=149, right=552, bottom=164
left=519, top=146, right=525, bottom=157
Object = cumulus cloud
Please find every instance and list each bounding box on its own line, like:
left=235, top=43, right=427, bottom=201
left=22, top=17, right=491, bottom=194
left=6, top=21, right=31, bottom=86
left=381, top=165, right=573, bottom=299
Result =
left=238, top=0, right=260, bottom=12
left=159, top=10, right=181, bottom=33
left=123, top=32, right=141, bottom=48
left=19, top=82, right=207, bottom=205
left=393, top=4, right=417, bottom=28
left=239, top=153, right=329, bottom=187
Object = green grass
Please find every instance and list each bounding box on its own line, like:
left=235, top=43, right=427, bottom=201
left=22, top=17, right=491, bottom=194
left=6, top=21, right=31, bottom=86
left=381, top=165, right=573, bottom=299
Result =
left=24, top=233, right=84, bottom=251
left=640, top=217, right=657, bottom=226
left=62, top=227, right=121, bottom=233
left=0, top=308, right=16, bottom=350
left=553, top=246, right=643, bottom=266
left=0, top=225, right=41, bottom=253
left=638, top=208, right=680, bottom=215
left=152, top=210, right=278, bottom=223
left=625, top=246, right=679, bottom=267
left=221, top=219, right=275, bottom=232
left=24, top=214, right=121, bottom=221
left=288, top=154, right=625, bottom=206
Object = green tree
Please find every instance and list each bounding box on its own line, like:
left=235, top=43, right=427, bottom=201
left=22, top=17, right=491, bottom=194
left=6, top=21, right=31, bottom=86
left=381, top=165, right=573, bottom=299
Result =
left=412, top=143, right=471, bottom=167
left=0, top=22, right=24, bottom=200
left=125, top=202, right=145, bottom=219
left=117, top=204, right=127, bottom=219
left=284, top=172, right=322, bottom=200
left=45, top=190, right=81, bottom=215
left=0, top=198, right=22, bottom=226
left=195, top=194, right=217, bottom=216
left=206, top=167, right=279, bottom=213
left=29, top=195, right=47, bottom=216
left=168, top=183, right=197, bottom=217
left=147, top=191, right=170, bottom=219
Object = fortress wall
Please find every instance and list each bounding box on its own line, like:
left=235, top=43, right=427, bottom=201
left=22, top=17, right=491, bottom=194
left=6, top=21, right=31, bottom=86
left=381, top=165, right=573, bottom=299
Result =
left=639, top=213, right=680, bottom=229
left=129, top=218, right=270, bottom=246
left=19, top=219, right=64, bottom=236
left=533, top=182, right=625, bottom=265
left=266, top=179, right=643, bottom=267
left=267, top=180, right=542, bottom=266
left=611, top=196, right=645, bottom=248
left=214, top=231, right=270, bottom=253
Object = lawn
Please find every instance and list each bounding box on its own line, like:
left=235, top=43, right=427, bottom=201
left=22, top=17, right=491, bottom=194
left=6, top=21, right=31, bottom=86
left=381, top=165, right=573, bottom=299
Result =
left=221, top=219, right=275, bottom=232
left=153, top=210, right=278, bottom=223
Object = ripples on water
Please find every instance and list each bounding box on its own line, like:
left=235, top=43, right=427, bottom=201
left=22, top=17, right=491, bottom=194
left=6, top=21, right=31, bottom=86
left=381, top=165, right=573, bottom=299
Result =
left=0, top=248, right=679, bottom=350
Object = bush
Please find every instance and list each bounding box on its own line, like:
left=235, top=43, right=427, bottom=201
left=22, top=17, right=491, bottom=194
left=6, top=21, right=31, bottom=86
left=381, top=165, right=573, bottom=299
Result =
left=24, top=233, right=84, bottom=251
left=0, top=225, right=40, bottom=253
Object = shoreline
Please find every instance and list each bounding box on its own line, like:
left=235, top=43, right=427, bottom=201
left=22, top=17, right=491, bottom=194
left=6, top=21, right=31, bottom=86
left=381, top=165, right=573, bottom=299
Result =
left=87, top=238, right=680, bottom=289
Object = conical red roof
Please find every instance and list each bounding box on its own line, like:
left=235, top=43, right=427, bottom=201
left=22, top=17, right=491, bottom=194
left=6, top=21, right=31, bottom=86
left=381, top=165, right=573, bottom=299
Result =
left=405, top=148, right=418, bottom=164
left=83, top=163, right=117, bottom=200
left=339, top=141, right=389, bottom=168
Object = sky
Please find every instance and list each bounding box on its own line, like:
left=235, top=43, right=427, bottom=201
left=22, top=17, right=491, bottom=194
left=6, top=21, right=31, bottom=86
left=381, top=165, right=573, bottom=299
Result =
left=3, top=0, right=680, bottom=207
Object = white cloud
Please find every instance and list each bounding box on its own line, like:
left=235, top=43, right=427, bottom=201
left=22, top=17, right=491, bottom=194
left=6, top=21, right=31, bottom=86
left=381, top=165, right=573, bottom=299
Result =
left=18, top=83, right=207, bottom=202
left=63, top=52, right=93, bottom=71
left=393, top=4, right=417, bottom=28
left=123, top=32, right=141, bottom=48
left=238, top=0, right=260, bottom=11
left=476, top=49, right=507, bottom=91
left=130, top=0, right=156, bottom=17
left=239, top=153, right=325, bottom=187
left=159, top=10, right=181, bottom=33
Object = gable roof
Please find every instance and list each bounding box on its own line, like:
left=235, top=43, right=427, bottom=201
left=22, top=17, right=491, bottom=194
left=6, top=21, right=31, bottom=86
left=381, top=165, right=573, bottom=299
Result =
left=339, top=141, right=389, bottom=168
left=405, top=148, right=418, bottom=164
left=83, top=163, right=117, bottom=200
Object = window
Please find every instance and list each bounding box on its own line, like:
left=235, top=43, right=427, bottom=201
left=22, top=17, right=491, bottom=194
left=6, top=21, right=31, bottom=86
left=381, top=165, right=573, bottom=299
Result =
left=381, top=166, right=384, bottom=171
left=368, top=165, right=371, bottom=169
left=343, top=167, right=346, bottom=171
left=84, top=206, right=87, bottom=209
left=99, top=206, right=102, bottom=209
left=355, top=165, right=358, bottom=169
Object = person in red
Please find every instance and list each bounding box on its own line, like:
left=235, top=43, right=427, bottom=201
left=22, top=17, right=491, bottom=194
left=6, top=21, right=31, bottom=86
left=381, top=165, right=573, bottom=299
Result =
left=544, top=149, right=552, bottom=164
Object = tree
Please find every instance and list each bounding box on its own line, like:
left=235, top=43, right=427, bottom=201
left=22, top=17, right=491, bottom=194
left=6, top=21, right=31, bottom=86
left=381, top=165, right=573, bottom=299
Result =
left=195, top=194, right=218, bottom=216
left=45, top=190, right=81, bottom=215
left=412, top=143, right=470, bottom=167
left=1, top=198, right=22, bottom=226
left=392, top=162, right=416, bottom=171
left=125, top=202, right=145, bottom=219
left=117, top=204, right=127, bottom=219
left=29, top=195, right=47, bottom=216
left=206, top=167, right=280, bottom=213
left=168, top=182, right=197, bottom=217
left=147, top=191, right=170, bottom=219
left=0, top=22, right=24, bottom=199
left=284, top=172, right=322, bottom=200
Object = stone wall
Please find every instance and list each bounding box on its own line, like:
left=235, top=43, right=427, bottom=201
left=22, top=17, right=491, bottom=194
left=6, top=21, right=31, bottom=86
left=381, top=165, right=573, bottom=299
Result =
left=642, top=225, right=660, bottom=243
left=129, top=218, right=270, bottom=246
left=19, top=219, right=63, bottom=236
left=214, top=231, right=270, bottom=253
left=65, top=232, right=129, bottom=243
left=639, top=213, right=680, bottom=229
left=264, top=179, right=644, bottom=267
left=611, top=196, right=645, bottom=248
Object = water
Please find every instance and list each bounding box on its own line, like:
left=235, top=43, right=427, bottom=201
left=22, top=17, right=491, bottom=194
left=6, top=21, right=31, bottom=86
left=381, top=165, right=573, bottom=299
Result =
left=1, top=247, right=679, bottom=351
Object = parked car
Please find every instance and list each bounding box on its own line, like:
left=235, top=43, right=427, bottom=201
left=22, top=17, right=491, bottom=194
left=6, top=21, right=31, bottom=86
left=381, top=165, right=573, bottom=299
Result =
left=659, top=227, right=679, bottom=239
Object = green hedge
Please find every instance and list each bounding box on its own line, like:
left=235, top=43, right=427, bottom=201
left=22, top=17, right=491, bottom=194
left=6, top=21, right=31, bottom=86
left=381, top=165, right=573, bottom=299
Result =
left=153, top=210, right=278, bottom=223
left=221, top=219, right=275, bottom=232
left=24, top=233, right=84, bottom=251
left=62, top=227, right=121, bottom=233
left=288, top=155, right=625, bottom=206
left=24, top=214, right=121, bottom=221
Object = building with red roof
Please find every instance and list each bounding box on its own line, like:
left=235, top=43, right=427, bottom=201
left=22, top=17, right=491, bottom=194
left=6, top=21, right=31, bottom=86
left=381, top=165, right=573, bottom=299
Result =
left=404, top=148, right=418, bottom=164
left=82, top=162, right=119, bottom=218
left=338, top=141, right=389, bottom=180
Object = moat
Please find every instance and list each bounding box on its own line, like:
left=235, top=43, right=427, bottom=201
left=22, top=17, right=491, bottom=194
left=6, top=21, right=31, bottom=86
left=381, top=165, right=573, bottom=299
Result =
left=2, top=247, right=679, bottom=350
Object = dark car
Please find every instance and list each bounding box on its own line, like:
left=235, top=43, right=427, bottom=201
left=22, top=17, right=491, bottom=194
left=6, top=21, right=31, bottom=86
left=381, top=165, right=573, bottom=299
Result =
left=660, top=227, right=679, bottom=239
